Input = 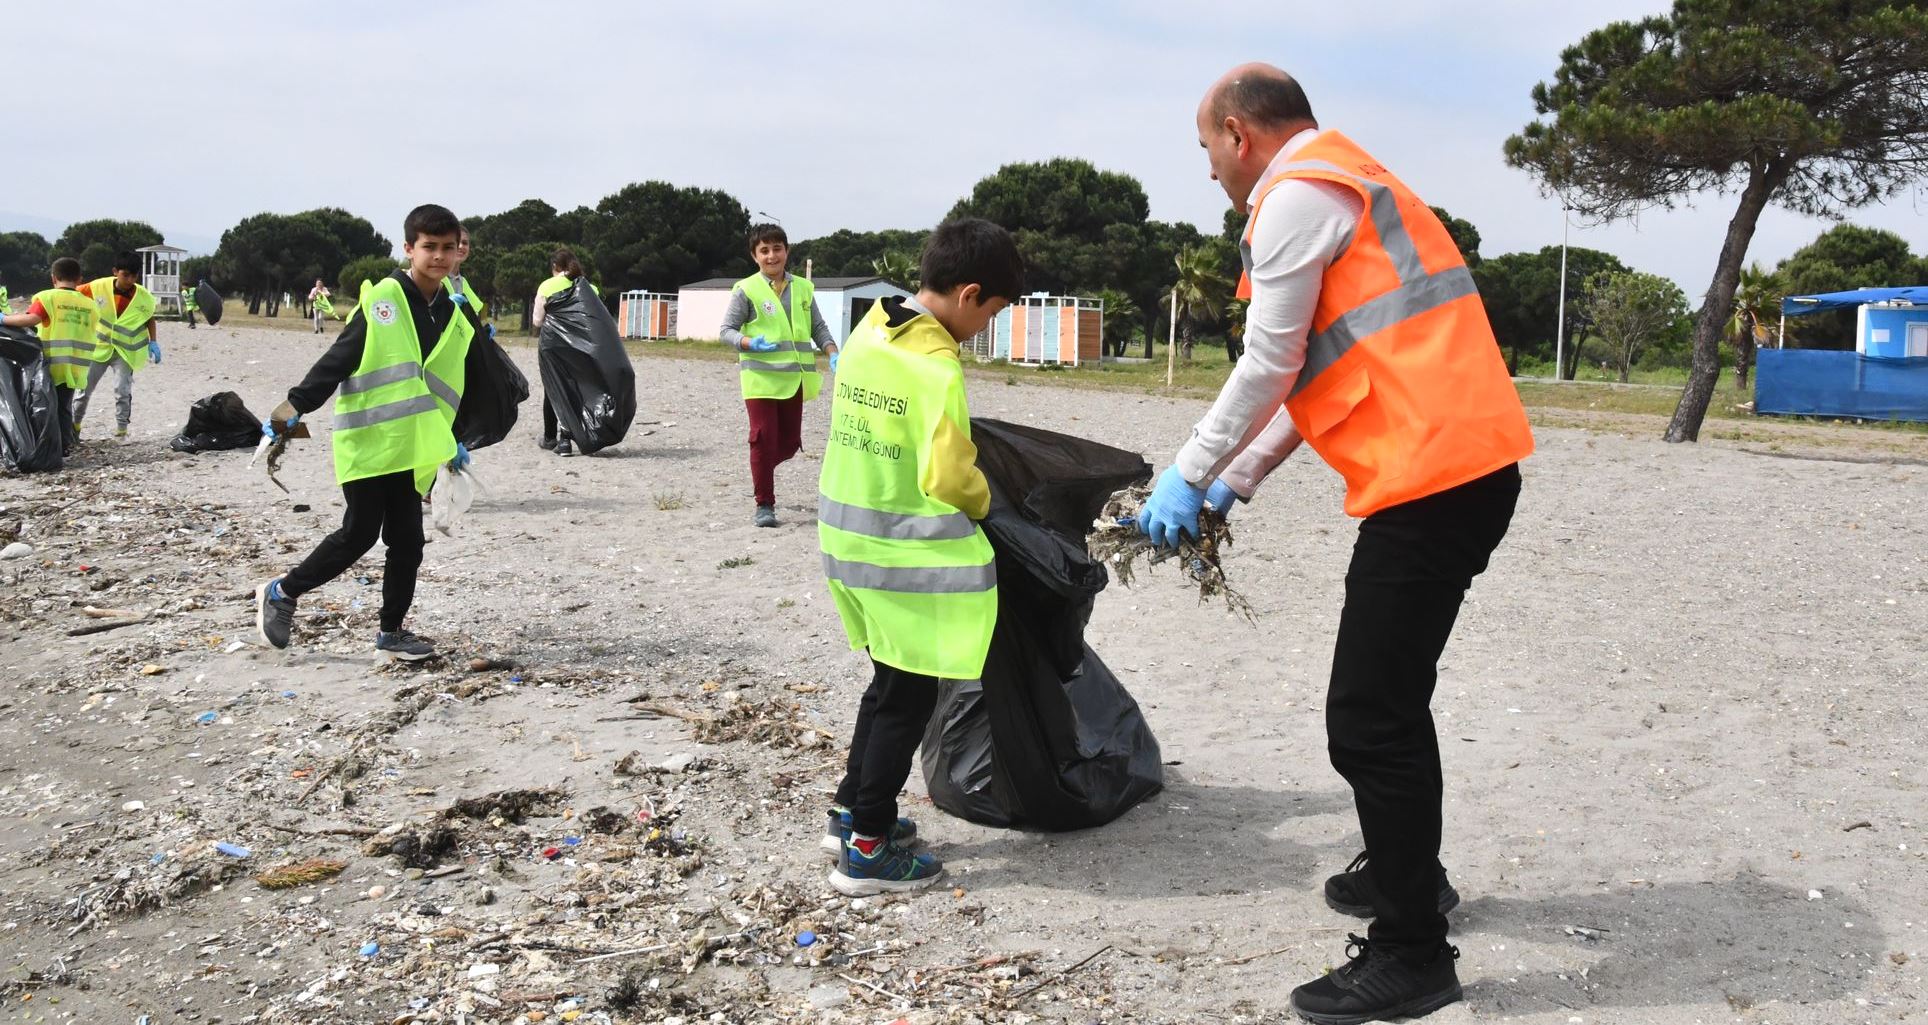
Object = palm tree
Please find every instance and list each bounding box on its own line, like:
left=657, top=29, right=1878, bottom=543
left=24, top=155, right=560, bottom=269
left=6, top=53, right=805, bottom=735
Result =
left=872, top=251, right=918, bottom=290
left=1726, top=262, right=1776, bottom=390
left=1094, top=288, right=1138, bottom=357
left=1171, top=244, right=1231, bottom=361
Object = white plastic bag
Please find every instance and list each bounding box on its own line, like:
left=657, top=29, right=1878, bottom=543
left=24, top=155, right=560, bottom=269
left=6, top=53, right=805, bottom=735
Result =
left=431, top=463, right=489, bottom=536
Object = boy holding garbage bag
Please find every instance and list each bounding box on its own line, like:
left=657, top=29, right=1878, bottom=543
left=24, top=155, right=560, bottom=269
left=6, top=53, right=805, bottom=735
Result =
left=816, top=219, right=1023, bottom=894
left=253, top=204, right=491, bottom=662
left=1, top=257, right=96, bottom=456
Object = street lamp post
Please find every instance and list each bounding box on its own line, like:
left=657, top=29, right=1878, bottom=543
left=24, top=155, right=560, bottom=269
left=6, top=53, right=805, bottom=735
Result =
left=1554, top=203, right=1569, bottom=382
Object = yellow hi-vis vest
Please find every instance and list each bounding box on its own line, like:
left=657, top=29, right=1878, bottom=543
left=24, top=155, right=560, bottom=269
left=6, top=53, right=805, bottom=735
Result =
left=817, top=302, right=995, bottom=679
left=181, top=285, right=199, bottom=312
left=332, top=277, right=472, bottom=494
left=736, top=273, right=821, bottom=402
left=86, top=278, right=157, bottom=371
left=33, top=287, right=99, bottom=389
left=313, top=290, right=336, bottom=318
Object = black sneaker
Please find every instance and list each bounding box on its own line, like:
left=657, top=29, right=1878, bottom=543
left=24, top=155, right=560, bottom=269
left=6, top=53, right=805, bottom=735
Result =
left=538, top=436, right=557, bottom=451
left=375, top=629, right=436, bottom=661
left=555, top=437, right=574, bottom=457
left=754, top=504, right=778, bottom=528
left=1289, top=936, right=1461, bottom=1025
left=255, top=578, right=296, bottom=649
left=1324, top=851, right=1460, bottom=918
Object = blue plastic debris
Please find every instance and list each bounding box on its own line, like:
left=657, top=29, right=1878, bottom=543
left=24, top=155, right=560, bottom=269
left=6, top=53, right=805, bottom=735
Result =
left=281, top=691, right=296, bottom=698
left=359, top=941, right=379, bottom=957
left=796, top=930, right=817, bottom=947
left=195, top=711, right=218, bottom=724
left=149, top=852, right=167, bottom=865
left=508, top=675, right=522, bottom=684
left=214, top=842, right=251, bottom=858
left=562, top=836, right=582, bottom=847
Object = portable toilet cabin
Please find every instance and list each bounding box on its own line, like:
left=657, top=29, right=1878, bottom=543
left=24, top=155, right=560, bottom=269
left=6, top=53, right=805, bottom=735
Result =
left=619, top=290, right=677, bottom=339
left=989, top=293, right=1103, bottom=366
left=138, top=244, right=189, bottom=316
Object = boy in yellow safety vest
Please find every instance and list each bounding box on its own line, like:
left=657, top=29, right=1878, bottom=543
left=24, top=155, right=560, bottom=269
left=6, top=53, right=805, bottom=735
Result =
left=815, top=219, right=1023, bottom=895
left=2, top=257, right=98, bottom=456
left=252, top=204, right=489, bottom=662
left=720, top=224, right=839, bottom=526
left=75, top=251, right=161, bottom=438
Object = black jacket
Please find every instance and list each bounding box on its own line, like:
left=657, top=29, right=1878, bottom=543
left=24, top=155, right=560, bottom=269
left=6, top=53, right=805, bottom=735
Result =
left=286, top=270, right=489, bottom=416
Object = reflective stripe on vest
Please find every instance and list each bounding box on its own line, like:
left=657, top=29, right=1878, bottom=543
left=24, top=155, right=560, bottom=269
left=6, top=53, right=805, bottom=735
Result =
left=334, top=392, right=441, bottom=429
left=818, top=494, right=977, bottom=541
left=821, top=553, right=996, bottom=594
left=340, top=361, right=424, bottom=395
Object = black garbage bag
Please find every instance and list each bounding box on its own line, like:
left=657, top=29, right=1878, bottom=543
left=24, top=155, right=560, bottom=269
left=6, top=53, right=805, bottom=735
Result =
left=169, top=391, right=262, bottom=453
left=536, top=279, right=634, bottom=454
left=0, top=326, right=62, bottom=473
left=920, top=419, right=1162, bottom=830
left=452, top=326, right=528, bottom=450
left=196, top=281, right=224, bottom=326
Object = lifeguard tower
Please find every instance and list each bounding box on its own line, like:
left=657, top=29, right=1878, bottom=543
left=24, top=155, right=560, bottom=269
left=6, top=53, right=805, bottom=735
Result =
left=137, top=244, right=190, bottom=316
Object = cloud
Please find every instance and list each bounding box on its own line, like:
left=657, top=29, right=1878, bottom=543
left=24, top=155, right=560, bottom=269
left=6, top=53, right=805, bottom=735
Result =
left=6, top=0, right=1924, bottom=294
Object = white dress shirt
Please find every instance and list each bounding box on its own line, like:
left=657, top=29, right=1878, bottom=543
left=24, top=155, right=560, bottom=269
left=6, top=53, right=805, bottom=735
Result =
left=1175, top=128, right=1364, bottom=498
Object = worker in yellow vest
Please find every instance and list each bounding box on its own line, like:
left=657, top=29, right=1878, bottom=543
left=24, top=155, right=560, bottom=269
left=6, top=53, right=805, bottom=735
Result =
left=720, top=223, right=840, bottom=526
left=181, top=281, right=200, bottom=329
left=1, top=257, right=97, bottom=456
left=75, top=251, right=160, bottom=438
left=253, top=205, right=491, bottom=662
left=308, top=278, right=336, bottom=332
left=531, top=247, right=599, bottom=456
left=815, top=219, right=1023, bottom=896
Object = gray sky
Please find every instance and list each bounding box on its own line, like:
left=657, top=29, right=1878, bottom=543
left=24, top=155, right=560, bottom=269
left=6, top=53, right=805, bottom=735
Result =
left=9, top=1, right=1926, bottom=296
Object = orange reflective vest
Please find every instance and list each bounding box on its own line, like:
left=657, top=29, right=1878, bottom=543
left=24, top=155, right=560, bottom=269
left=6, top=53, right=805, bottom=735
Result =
left=1237, top=131, right=1533, bottom=517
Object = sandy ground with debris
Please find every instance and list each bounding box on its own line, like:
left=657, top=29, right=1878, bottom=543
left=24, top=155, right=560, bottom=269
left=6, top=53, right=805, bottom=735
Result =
left=1, top=322, right=1924, bottom=1025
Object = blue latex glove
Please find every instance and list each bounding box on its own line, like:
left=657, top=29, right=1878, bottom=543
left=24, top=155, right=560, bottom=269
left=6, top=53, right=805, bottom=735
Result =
left=264, top=412, right=300, bottom=440
left=829, top=349, right=839, bottom=372
left=749, top=335, right=780, bottom=353
left=450, top=442, right=471, bottom=471
left=486, top=323, right=496, bottom=340
left=148, top=340, right=162, bottom=364
left=1204, top=478, right=1240, bottom=515
left=1136, top=465, right=1207, bottom=549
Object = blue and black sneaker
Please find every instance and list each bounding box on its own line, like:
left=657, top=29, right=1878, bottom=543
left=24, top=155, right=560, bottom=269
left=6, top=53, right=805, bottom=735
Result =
left=819, top=806, right=918, bottom=860
left=830, top=835, right=944, bottom=896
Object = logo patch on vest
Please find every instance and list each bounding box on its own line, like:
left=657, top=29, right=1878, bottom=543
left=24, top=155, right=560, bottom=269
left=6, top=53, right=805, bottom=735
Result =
left=372, top=300, right=398, bottom=326
left=761, top=299, right=777, bottom=315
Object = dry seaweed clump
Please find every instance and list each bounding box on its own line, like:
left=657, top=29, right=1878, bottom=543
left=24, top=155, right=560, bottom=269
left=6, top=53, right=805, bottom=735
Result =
left=1089, top=483, right=1255, bottom=620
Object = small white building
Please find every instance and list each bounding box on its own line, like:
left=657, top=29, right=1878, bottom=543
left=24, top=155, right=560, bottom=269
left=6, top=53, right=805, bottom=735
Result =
left=674, top=275, right=912, bottom=343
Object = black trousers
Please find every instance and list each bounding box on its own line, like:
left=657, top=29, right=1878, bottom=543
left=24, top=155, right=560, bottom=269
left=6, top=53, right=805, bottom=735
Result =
left=1326, top=464, right=1520, bottom=962
left=280, top=469, right=424, bottom=633
left=53, top=384, right=77, bottom=454
left=541, top=397, right=570, bottom=442
left=834, top=658, right=941, bottom=839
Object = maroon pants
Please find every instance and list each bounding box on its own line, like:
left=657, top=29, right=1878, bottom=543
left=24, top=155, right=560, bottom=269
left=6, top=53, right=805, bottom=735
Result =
left=745, top=392, right=803, bottom=507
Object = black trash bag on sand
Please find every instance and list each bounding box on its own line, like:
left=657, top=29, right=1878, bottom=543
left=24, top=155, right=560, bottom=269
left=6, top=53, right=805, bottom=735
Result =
left=195, top=281, right=224, bottom=326
left=169, top=392, right=263, bottom=453
left=537, top=279, right=634, bottom=454
left=0, top=326, right=62, bottom=473
left=919, top=418, right=1163, bottom=831
left=452, top=327, right=528, bottom=450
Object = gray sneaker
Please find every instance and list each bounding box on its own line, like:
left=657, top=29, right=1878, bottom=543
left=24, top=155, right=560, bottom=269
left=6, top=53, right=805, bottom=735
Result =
left=255, top=578, right=296, bottom=649
left=754, top=504, right=778, bottom=528
left=375, top=629, right=436, bottom=661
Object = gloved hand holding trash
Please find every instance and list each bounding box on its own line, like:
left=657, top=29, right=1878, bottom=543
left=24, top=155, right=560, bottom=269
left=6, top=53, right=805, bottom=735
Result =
left=748, top=335, right=780, bottom=353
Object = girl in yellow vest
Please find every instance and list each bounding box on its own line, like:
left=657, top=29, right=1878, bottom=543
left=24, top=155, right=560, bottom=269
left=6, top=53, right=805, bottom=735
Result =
left=74, top=251, right=160, bottom=438
left=816, top=219, right=1023, bottom=895
left=720, top=224, right=839, bottom=526
left=531, top=247, right=599, bottom=456
left=2, top=256, right=98, bottom=456
left=253, top=205, right=490, bottom=662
